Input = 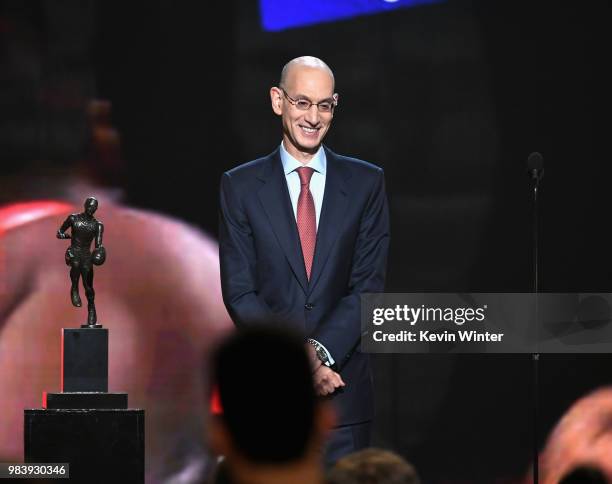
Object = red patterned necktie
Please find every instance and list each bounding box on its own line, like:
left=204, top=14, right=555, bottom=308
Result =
left=296, top=166, right=316, bottom=280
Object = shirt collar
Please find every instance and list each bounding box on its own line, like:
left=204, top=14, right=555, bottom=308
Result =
left=280, top=141, right=327, bottom=176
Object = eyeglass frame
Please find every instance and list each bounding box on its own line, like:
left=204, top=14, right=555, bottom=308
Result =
left=280, top=88, right=338, bottom=113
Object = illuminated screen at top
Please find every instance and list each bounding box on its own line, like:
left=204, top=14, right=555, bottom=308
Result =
left=260, top=0, right=442, bottom=32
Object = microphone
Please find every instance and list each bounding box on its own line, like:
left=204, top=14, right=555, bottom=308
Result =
left=527, top=152, right=544, bottom=181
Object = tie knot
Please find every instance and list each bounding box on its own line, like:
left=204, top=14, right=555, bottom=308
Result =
left=296, top=166, right=315, bottom=186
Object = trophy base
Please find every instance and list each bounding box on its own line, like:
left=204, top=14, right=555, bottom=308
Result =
left=81, top=323, right=103, bottom=328
left=43, top=391, right=128, bottom=410
left=25, top=408, right=144, bottom=483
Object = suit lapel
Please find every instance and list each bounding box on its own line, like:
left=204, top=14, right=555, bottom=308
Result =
left=308, top=147, right=350, bottom=294
left=257, top=149, right=309, bottom=293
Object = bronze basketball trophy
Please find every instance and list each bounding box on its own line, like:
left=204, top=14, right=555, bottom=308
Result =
left=56, top=196, right=106, bottom=328
left=24, top=197, right=144, bottom=483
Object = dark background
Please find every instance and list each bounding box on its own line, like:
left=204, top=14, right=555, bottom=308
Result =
left=1, top=1, right=611, bottom=482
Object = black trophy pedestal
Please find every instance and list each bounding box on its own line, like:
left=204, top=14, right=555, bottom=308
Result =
left=24, top=409, right=144, bottom=483
left=25, top=326, right=144, bottom=483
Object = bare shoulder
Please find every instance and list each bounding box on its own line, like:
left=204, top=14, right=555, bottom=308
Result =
left=108, top=206, right=218, bottom=265
left=95, top=206, right=231, bottom=349
left=81, top=204, right=223, bottom=303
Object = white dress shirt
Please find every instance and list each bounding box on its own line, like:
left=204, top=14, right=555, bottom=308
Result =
left=279, top=141, right=326, bottom=229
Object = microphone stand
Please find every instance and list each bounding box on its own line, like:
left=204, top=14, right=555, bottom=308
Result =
left=529, top=163, right=542, bottom=484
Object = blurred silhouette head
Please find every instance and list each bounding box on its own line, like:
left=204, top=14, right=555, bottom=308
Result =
left=208, top=326, right=334, bottom=466
left=539, top=387, right=612, bottom=483
left=327, top=448, right=420, bottom=484
left=558, top=466, right=608, bottom=484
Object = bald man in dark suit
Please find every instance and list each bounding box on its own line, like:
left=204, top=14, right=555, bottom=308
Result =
left=219, top=56, right=390, bottom=465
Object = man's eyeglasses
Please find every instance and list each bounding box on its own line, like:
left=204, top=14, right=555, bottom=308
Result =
left=281, top=89, right=337, bottom=113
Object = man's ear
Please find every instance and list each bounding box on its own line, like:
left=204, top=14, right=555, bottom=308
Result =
left=270, top=87, right=283, bottom=116
left=208, top=415, right=233, bottom=457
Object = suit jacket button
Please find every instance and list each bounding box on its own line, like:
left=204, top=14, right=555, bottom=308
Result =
left=304, top=303, right=314, bottom=311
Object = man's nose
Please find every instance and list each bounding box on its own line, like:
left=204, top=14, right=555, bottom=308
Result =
left=304, top=105, right=319, bottom=124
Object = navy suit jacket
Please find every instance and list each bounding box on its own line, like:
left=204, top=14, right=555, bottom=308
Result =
left=219, top=145, right=389, bottom=425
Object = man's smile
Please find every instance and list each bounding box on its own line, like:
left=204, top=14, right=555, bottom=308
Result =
left=299, top=125, right=321, bottom=136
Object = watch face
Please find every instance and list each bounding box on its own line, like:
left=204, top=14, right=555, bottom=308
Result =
left=316, top=347, right=327, bottom=362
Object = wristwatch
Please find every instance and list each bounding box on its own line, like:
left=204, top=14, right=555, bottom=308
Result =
left=307, top=338, right=338, bottom=371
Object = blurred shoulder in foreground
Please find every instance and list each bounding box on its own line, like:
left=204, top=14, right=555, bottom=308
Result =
left=537, top=386, right=612, bottom=484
